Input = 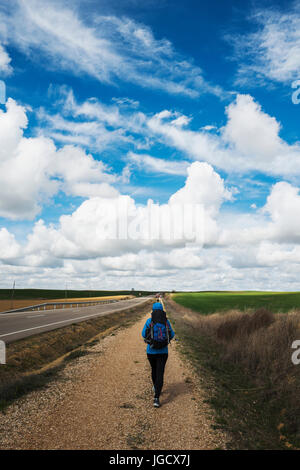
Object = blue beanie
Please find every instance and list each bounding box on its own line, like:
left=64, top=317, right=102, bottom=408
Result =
left=152, top=302, right=163, bottom=310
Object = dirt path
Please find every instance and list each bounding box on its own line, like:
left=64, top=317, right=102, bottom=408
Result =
left=0, top=314, right=227, bottom=450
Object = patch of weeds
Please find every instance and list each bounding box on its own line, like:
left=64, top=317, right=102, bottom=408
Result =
left=126, top=433, right=145, bottom=449
left=120, top=402, right=135, bottom=409
left=136, top=393, right=147, bottom=400
left=64, top=349, right=91, bottom=361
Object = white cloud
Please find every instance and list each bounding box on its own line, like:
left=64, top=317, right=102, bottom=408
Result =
left=37, top=87, right=149, bottom=152
left=2, top=83, right=300, bottom=289
left=233, top=6, right=300, bottom=85
left=0, top=43, right=12, bottom=75
left=3, top=241, right=300, bottom=291
left=165, top=247, right=205, bottom=269
left=128, top=151, right=189, bottom=176
left=256, top=242, right=300, bottom=267
left=169, top=161, right=232, bottom=212
left=147, top=94, right=300, bottom=179
left=201, top=125, right=217, bottom=131
left=215, top=180, right=300, bottom=274
left=222, top=94, right=283, bottom=159
left=40, top=89, right=300, bottom=182
left=50, top=162, right=227, bottom=258
left=3, top=197, right=300, bottom=290
left=0, top=98, right=27, bottom=161
left=53, top=145, right=117, bottom=198
left=0, top=228, right=20, bottom=259
left=0, top=101, right=59, bottom=219
left=0, top=98, right=118, bottom=219
left=0, top=0, right=221, bottom=98
left=0, top=161, right=230, bottom=270
left=263, top=181, right=300, bottom=243
left=147, top=109, right=230, bottom=169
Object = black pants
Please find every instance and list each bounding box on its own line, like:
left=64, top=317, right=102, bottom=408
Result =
left=147, top=353, right=168, bottom=398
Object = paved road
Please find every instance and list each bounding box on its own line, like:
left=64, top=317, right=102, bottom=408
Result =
left=0, top=297, right=151, bottom=343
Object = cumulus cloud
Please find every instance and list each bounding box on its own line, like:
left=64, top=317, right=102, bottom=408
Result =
left=4, top=189, right=300, bottom=291
left=3, top=241, right=299, bottom=291
left=2, top=83, right=300, bottom=289
left=0, top=228, right=20, bottom=259
left=169, top=162, right=232, bottom=211
left=256, top=242, right=300, bottom=267
left=263, top=181, right=300, bottom=243
left=147, top=94, right=300, bottom=179
left=39, top=89, right=300, bottom=182
left=48, top=161, right=229, bottom=258
left=0, top=161, right=230, bottom=271
left=0, top=98, right=118, bottom=219
left=222, top=94, right=283, bottom=159
left=0, top=98, right=27, bottom=161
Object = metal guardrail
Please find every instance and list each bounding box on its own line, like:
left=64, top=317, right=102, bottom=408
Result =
left=0, top=298, right=125, bottom=314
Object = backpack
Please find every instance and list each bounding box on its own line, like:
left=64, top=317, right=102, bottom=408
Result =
left=145, top=309, right=170, bottom=349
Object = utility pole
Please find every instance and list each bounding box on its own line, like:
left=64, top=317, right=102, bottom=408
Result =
left=10, top=280, right=15, bottom=310
left=65, top=282, right=67, bottom=299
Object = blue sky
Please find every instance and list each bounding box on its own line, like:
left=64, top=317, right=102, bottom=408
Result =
left=0, top=0, right=300, bottom=290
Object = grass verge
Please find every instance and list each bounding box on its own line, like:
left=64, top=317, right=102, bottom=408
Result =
left=166, top=297, right=300, bottom=449
left=0, top=300, right=152, bottom=411
left=172, top=291, right=300, bottom=315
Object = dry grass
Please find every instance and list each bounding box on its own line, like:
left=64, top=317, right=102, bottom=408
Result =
left=216, top=308, right=275, bottom=340
left=167, top=296, right=300, bottom=448
left=189, top=306, right=300, bottom=444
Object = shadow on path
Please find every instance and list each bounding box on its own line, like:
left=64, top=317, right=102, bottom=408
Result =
left=161, top=381, right=191, bottom=405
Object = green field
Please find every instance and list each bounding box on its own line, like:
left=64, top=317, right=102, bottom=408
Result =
left=0, top=288, right=154, bottom=300
left=172, top=291, right=300, bottom=315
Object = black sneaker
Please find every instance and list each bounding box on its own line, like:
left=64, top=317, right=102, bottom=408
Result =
left=153, top=397, right=160, bottom=408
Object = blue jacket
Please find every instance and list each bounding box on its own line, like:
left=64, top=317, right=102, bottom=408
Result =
left=142, top=317, right=175, bottom=354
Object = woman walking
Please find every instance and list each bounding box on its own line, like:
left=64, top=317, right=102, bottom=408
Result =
left=142, top=301, right=175, bottom=408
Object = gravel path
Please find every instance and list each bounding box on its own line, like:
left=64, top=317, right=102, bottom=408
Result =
left=0, top=314, right=227, bottom=450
